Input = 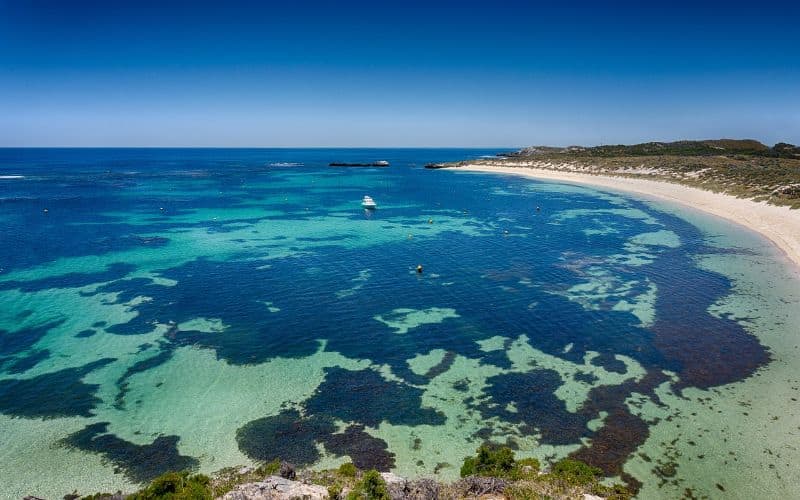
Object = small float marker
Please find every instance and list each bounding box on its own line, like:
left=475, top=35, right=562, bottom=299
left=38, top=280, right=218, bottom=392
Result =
left=43, top=208, right=49, bottom=213
left=416, top=264, right=423, bottom=273
left=428, top=218, right=433, bottom=224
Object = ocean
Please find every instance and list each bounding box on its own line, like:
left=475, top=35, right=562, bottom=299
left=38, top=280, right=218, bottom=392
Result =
left=0, top=148, right=798, bottom=498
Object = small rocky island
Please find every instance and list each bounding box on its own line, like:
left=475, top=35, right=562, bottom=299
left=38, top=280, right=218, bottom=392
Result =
left=330, top=161, right=390, bottom=167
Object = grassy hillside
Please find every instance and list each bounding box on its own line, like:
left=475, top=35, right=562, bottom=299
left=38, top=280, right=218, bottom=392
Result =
left=456, top=140, right=800, bottom=208
left=506, top=139, right=799, bottom=159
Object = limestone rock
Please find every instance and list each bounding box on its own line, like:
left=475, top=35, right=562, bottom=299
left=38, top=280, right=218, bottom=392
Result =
left=222, top=475, right=328, bottom=500
left=381, top=472, right=407, bottom=500
left=280, top=462, right=297, bottom=480
left=402, top=478, right=441, bottom=500
left=381, top=472, right=406, bottom=485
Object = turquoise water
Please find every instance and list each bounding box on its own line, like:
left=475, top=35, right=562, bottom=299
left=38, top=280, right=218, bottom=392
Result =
left=0, top=149, right=798, bottom=498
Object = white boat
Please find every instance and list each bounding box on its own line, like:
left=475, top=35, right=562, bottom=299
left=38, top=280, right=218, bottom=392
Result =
left=362, top=195, right=377, bottom=209
left=374, top=160, right=389, bottom=166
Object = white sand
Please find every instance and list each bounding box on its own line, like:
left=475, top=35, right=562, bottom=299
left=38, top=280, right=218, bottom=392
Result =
left=451, top=164, right=800, bottom=271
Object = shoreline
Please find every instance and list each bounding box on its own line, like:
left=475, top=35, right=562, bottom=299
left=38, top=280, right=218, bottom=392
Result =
left=448, top=164, right=800, bottom=272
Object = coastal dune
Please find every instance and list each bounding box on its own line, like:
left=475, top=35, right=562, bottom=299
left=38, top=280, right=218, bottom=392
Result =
left=450, top=164, right=800, bottom=271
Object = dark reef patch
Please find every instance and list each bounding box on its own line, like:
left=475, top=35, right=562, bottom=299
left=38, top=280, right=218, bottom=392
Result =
left=574, top=371, right=598, bottom=384
left=91, top=259, right=331, bottom=363
left=647, top=251, right=771, bottom=390
left=236, top=409, right=335, bottom=466
left=570, top=408, right=648, bottom=492
left=632, top=209, right=771, bottom=390
left=236, top=367, right=438, bottom=468
left=424, top=351, right=457, bottom=379
left=7, top=349, right=50, bottom=374
left=304, top=367, right=446, bottom=427
left=323, top=424, right=396, bottom=471
left=16, top=309, right=34, bottom=319
left=568, top=371, right=669, bottom=492
left=452, top=378, right=470, bottom=392
left=0, top=319, right=65, bottom=358
left=236, top=410, right=397, bottom=470
left=114, top=348, right=174, bottom=409
left=0, top=262, right=135, bottom=293
left=61, top=422, right=199, bottom=483
left=136, top=342, right=153, bottom=353
left=479, top=369, right=590, bottom=445
left=76, top=329, right=97, bottom=338
left=589, top=352, right=627, bottom=374
left=0, top=358, right=115, bottom=418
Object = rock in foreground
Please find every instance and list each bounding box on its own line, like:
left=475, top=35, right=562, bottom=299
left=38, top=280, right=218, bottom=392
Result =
left=222, top=475, right=328, bottom=500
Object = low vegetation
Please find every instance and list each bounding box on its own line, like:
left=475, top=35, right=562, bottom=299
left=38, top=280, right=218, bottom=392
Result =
left=459, top=444, right=540, bottom=480
left=79, top=471, right=213, bottom=500
left=504, top=139, right=799, bottom=159
left=454, top=139, right=800, bottom=208
left=73, top=448, right=631, bottom=500
left=346, top=469, right=391, bottom=500
left=128, top=472, right=212, bottom=500
left=458, top=445, right=631, bottom=499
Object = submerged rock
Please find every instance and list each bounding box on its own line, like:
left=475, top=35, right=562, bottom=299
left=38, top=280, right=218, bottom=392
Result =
left=222, top=476, right=328, bottom=500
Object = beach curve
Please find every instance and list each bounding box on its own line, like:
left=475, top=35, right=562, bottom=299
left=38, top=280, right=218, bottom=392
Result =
left=448, top=164, right=800, bottom=272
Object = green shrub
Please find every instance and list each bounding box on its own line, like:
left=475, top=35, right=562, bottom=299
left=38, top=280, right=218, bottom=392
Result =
left=338, top=462, right=358, bottom=478
left=328, top=482, right=343, bottom=499
left=128, top=471, right=212, bottom=499
left=551, top=459, right=602, bottom=485
left=346, top=469, right=390, bottom=500
left=503, top=482, right=545, bottom=500
left=510, top=457, right=540, bottom=480
left=593, top=482, right=633, bottom=500
left=256, top=458, right=282, bottom=476
left=460, top=457, right=476, bottom=477
left=460, top=445, right=516, bottom=478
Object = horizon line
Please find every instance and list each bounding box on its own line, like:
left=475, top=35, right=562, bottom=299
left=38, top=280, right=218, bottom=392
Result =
left=0, top=146, right=521, bottom=150
left=0, top=137, right=792, bottom=150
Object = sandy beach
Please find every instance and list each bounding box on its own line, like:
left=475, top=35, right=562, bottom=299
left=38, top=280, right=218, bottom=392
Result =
left=451, top=164, right=800, bottom=271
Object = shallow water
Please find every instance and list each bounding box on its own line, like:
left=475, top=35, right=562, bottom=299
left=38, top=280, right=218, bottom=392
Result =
left=0, top=149, right=798, bottom=498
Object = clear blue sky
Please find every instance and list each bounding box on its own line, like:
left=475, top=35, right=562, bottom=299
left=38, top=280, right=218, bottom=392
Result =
left=1, top=0, right=798, bottom=147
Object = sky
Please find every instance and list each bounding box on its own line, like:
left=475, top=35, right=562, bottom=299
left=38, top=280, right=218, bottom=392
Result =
left=1, top=0, right=798, bottom=147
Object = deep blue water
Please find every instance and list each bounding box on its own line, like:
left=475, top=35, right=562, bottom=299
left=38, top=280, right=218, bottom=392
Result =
left=0, top=149, right=784, bottom=497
